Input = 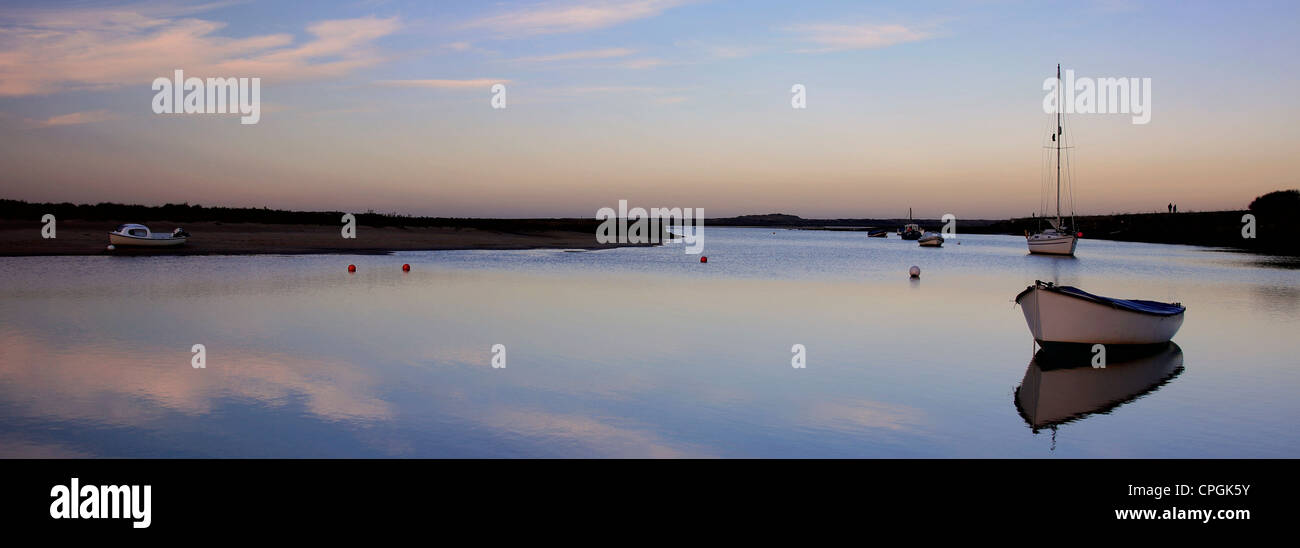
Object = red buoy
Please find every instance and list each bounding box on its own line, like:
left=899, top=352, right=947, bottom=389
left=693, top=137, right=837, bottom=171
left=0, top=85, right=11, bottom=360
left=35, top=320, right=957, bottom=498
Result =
left=700, top=256, right=707, bottom=263
left=402, top=264, right=410, bottom=272
left=347, top=264, right=356, bottom=272
left=1077, top=231, right=1083, bottom=238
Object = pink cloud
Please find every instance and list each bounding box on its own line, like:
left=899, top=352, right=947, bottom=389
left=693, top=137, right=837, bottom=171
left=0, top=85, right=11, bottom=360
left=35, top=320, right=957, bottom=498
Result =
left=30, top=109, right=119, bottom=128
left=511, top=47, right=635, bottom=63
left=785, top=23, right=933, bottom=53
left=374, top=79, right=510, bottom=89
left=0, top=7, right=400, bottom=96
left=463, top=0, right=689, bottom=37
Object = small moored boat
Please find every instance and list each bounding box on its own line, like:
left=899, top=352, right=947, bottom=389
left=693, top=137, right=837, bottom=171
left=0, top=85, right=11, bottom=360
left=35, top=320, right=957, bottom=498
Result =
left=898, top=208, right=922, bottom=240
left=1027, top=226, right=1077, bottom=255
left=1015, top=281, right=1185, bottom=345
left=917, top=232, right=944, bottom=247
left=867, top=229, right=889, bottom=238
left=108, top=224, right=189, bottom=247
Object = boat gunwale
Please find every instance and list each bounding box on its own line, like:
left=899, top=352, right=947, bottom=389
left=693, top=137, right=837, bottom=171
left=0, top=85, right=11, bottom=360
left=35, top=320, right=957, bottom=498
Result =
left=1015, top=282, right=1185, bottom=318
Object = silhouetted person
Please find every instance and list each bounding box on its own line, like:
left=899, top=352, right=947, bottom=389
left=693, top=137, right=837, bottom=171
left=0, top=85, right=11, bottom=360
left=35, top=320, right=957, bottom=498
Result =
left=1168, top=203, right=1172, bottom=213
left=1173, top=204, right=1178, bottom=213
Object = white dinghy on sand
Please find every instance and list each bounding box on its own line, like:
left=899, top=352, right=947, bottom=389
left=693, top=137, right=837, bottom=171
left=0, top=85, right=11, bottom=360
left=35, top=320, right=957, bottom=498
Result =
left=108, top=224, right=189, bottom=247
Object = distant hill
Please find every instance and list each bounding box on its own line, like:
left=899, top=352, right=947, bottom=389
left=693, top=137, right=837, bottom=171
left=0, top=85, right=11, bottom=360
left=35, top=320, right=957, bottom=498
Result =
left=5, top=194, right=1295, bottom=255
left=708, top=213, right=999, bottom=231
left=0, top=199, right=603, bottom=233
left=709, top=197, right=1296, bottom=255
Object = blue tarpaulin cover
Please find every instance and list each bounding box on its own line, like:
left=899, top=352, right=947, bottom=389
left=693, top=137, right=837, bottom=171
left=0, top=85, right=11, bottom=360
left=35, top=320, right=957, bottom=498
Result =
left=1056, top=286, right=1186, bottom=316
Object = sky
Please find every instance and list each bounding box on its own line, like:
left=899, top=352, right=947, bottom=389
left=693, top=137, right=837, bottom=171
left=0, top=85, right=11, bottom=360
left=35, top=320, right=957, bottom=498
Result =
left=1, top=0, right=1297, bottom=219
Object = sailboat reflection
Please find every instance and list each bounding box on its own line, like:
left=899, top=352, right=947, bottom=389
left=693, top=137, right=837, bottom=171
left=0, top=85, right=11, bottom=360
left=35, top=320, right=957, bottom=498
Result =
left=1015, top=342, right=1184, bottom=433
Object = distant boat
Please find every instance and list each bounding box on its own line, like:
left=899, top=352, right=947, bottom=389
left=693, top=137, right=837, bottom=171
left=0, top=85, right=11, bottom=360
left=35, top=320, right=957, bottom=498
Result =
left=1028, top=64, right=1079, bottom=256
left=917, top=232, right=944, bottom=247
left=1015, top=342, right=1184, bottom=431
left=867, top=229, right=889, bottom=238
left=1015, top=281, right=1185, bottom=345
left=108, top=224, right=189, bottom=247
left=899, top=208, right=922, bottom=240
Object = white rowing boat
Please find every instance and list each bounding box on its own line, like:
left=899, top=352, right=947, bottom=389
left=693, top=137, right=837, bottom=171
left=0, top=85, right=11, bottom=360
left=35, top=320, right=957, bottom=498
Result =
left=1014, top=281, right=1185, bottom=345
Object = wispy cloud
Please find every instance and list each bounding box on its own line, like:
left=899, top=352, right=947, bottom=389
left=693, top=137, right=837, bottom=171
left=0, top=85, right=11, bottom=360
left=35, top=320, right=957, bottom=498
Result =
left=0, top=5, right=400, bottom=96
left=28, top=109, right=119, bottom=128
left=512, top=47, right=635, bottom=63
left=674, top=39, right=764, bottom=60
left=548, top=84, right=689, bottom=104
left=463, top=0, right=690, bottom=37
left=784, top=23, right=933, bottom=53
left=561, top=85, right=687, bottom=94
left=618, top=58, right=667, bottom=69
left=564, top=85, right=662, bottom=94
left=374, top=79, right=509, bottom=89
left=702, top=45, right=763, bottom=59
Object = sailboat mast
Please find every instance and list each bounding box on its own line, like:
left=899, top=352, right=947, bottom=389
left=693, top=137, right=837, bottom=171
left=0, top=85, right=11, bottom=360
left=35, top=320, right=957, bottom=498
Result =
left=1055, top=64, right=1062, bottom=227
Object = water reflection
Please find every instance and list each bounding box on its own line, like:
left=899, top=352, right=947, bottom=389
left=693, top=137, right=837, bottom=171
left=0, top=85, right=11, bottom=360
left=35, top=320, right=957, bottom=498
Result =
left=1014, top=343, right=1184, bottom=435
left=2, top=230, right=1295, bottom=457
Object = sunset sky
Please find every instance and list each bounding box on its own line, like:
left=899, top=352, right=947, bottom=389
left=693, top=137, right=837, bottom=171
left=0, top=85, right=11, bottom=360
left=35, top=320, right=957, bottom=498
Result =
left=1, top=0, right=1296, bottom=218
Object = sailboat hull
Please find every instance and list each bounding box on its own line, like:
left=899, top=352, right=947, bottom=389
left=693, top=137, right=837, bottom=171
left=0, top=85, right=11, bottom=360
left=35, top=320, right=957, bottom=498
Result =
left=1027, top=234, right=1077, bottom=255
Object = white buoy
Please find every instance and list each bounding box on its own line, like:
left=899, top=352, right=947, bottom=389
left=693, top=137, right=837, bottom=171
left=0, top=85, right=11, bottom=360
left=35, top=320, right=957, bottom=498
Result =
left=106, top=244, right=116, bottom=251
left=909, top=265, right=920, bottom=278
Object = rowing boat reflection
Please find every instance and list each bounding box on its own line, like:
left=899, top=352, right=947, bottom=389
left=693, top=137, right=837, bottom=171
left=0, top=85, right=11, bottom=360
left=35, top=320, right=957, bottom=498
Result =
left=1014, top=342, right=1184, bottom=432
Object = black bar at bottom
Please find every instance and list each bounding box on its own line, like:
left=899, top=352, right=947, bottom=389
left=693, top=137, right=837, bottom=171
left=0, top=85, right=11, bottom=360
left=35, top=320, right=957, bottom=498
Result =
left=1, top=459, right=1287, bottom=535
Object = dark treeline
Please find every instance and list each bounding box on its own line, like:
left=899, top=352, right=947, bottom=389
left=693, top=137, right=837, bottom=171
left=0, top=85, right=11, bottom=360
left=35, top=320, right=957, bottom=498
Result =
left=708, top=213, right=1000, bottom=231
left=712, top=190, right=1299, bottom=255
left=0, top=199, right=603, bottom=233
left=5, top=189, right=1295, bottom=253
left=989, top=189, right=1298, bottom=254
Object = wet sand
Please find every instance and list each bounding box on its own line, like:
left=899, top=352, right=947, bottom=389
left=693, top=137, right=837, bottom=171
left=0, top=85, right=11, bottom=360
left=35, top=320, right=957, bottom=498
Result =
left=0, top=220, right=639, bottom=256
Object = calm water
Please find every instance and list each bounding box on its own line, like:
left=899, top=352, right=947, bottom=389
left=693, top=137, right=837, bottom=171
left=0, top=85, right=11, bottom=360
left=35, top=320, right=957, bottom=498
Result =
left=1, top=228, right=1297, bottom=457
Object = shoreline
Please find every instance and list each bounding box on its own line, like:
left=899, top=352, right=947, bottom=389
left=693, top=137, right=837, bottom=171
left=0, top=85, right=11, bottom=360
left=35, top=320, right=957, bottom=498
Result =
left=0, top=220, right=649, bottom=257
left=709, top=210, right=1296, bottom=255
left=3, top=209, right=1293, bottom=257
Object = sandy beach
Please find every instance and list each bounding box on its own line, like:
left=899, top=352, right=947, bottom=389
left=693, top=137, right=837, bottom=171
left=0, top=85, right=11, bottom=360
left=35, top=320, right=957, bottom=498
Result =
left=0, top=220, right=639, bottom=256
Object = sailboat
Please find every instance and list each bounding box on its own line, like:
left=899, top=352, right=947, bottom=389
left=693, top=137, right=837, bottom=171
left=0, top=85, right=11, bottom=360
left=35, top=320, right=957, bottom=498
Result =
left=1027, top=64, right=1079, bottom=256
left=898, top=208, right=922, bottom=240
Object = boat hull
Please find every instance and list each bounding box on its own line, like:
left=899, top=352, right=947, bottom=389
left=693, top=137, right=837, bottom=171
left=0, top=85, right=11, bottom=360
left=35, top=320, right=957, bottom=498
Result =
left=1016, top=286, right=1184, bottom=345
left=1027, top=234, right=1077, bottom=255
left=109, top=233, right=187, bottom=247
left=918, top=236, right=943, bottom=247
left=1015, top=342, right=1183, bottom=429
